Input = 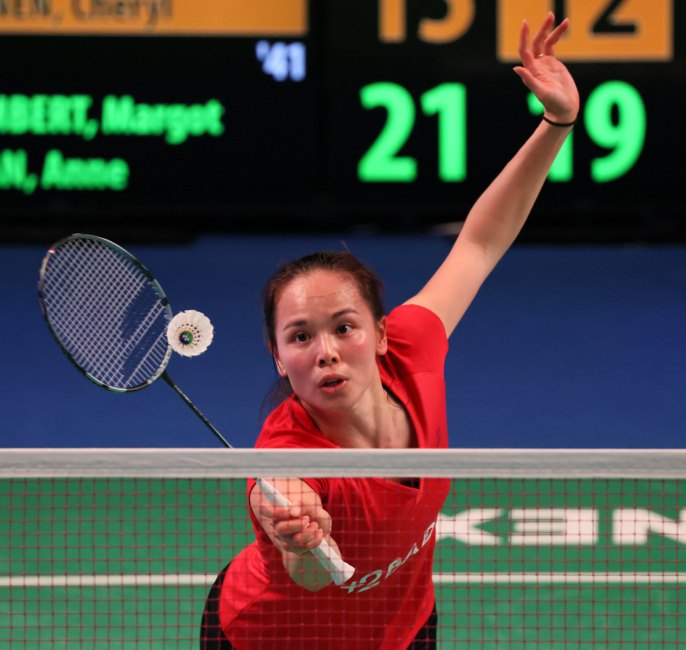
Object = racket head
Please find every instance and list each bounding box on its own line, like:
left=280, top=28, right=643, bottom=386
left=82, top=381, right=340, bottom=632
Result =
left=38, top=233, right=173, bottom=392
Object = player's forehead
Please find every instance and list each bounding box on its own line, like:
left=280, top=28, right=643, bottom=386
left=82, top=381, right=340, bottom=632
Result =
left=275, top=270, right=368, bottom=323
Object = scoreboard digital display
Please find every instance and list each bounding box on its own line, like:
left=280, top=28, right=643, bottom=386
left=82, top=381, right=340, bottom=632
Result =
left=1, top=0, right=684, bottom=241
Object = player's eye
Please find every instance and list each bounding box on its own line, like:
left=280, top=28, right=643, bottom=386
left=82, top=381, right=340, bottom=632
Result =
left=336, top=324, right=352, bottom=335
left=293, top=332, right=309, bottom=343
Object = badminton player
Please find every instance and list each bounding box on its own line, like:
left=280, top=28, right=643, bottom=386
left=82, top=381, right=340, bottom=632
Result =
left=201, top=12, right=580, bottom=649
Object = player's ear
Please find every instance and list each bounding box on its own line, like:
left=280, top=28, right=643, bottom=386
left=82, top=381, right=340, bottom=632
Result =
left=269, top=344, right=287, bottom=377
left=376, top=316, right=388, bottom=355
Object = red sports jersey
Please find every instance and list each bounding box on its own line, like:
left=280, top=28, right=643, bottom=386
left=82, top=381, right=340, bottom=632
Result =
left=219, top=305, right=451, bottom=649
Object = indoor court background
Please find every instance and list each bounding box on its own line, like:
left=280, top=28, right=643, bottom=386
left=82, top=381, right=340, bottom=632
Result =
left=1, top=2, right=685, bottom=649
left=0, top=236, right=684, bottom=449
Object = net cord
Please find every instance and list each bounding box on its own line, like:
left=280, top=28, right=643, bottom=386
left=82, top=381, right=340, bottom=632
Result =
left=1, top=448, right=685, bottom=478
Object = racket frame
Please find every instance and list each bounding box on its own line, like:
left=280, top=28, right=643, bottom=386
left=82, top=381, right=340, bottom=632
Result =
left=38, top=233, right=173, bottom=393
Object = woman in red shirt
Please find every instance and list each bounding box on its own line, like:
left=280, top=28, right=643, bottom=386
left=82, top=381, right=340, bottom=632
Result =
left=201, top=12, right=579, bottom=649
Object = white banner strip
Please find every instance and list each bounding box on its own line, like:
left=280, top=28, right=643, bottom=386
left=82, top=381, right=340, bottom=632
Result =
left=1, top=448, right=685, bottom=478
left=3, top=572, right=686, bottom=588
left=432, top=572, right=686, bottom=584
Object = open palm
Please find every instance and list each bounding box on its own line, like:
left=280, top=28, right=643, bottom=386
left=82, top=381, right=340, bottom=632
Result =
left=513, top=13, right=580, bottom=123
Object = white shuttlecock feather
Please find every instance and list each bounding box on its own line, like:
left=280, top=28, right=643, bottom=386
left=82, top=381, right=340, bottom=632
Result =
left=167, top=310, right=214, bottom=357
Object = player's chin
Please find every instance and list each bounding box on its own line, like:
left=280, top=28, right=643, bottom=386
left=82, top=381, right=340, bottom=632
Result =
left=299, top=386, right=355, bottom=416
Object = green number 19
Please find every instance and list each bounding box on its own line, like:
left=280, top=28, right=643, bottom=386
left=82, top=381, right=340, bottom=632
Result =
left=529, top=80, right=646, bottom=183
left=358, top=82, right=466, bottom=182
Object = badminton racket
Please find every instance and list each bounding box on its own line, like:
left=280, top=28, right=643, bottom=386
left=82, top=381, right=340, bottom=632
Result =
left=37, top=233, right=355, bottom=586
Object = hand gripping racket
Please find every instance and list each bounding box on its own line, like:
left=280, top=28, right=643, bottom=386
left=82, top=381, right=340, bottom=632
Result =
left=37, top=233, right=355, bottom=586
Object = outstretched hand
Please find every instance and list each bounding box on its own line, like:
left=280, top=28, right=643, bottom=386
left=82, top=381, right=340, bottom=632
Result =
left=271, top=503, right=330, bottom=555
left=513, top=12, right=580, bottom=124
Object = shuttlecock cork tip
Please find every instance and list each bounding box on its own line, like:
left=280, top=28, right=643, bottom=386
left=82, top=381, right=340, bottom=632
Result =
left=167, top=309, right=214, bottom=357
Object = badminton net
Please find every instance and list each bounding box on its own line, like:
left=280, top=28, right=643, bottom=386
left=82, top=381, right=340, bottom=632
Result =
left=1, top=448, right=685, bottom=649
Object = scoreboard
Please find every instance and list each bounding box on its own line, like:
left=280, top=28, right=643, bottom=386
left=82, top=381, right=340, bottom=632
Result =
left=0, top=0, right=684, bottom=241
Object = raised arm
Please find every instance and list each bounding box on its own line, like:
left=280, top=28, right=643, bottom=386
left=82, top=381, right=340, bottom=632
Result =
left=405, top=13, right=580, bottom=337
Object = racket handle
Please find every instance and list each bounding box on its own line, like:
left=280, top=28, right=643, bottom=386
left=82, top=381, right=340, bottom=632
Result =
left=256, top=478, right=355, bottom=586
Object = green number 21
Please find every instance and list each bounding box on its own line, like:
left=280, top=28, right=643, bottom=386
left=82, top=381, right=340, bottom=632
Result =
left=358, top=82, right=466, bottom=183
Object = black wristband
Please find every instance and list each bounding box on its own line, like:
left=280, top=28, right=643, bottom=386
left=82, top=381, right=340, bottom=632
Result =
left=542, top=114, right=577, bottom=128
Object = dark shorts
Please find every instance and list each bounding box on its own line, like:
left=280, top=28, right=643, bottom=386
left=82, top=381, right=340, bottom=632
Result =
left=200, top=564, right=438, bottom=650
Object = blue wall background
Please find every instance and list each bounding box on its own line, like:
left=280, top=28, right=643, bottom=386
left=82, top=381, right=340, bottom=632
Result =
left=1, top=235, right=684, bottom=449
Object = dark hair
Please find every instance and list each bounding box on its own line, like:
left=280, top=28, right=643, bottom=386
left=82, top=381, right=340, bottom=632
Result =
left=262, top=251, right=385, bottom=350
left=259, top=251, right=385, bottom=414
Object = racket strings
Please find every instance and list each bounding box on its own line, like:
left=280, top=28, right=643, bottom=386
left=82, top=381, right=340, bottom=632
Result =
left=55, top=246, right=166, bottom=386
left=41, top=238, right=171, bottom=390
left=53, top=250, right=136, bottom=367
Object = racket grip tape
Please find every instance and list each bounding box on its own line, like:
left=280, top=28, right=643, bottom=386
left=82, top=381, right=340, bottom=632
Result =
left=255, top=478, right=355, bottom=585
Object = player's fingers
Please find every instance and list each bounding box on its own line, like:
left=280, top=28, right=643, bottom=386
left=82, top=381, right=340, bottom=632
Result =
left=298, top=525, right=324, bottom=550
left=513, top=66, right=536, bottom=92
left=276, top=520, right=323, bottom=554
left=532, top=12, right=554, bottom=56
left=261, top=506, right=292, bottom=528
left=274, top=515, right=310, bottom=535
left=518, top=19, right=534, bottom=64
left=544, top=17, right=569, bottom=55
left=288, top=521, right=323, bottom=547
left=312, top=504, right=333, bottom=536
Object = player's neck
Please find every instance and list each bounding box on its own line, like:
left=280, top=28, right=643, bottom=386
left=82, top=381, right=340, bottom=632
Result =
left=303, top=383, right=415, bottom=449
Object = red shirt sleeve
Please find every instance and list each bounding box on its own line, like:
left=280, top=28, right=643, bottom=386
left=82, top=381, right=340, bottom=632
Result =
left=381, top=303, right=448, bottom=376
left=380, top=304, right=450, bottom=449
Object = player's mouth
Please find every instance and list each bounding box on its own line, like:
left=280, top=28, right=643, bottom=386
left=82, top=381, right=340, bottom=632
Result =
left=319, top=375, right=347, bottom=392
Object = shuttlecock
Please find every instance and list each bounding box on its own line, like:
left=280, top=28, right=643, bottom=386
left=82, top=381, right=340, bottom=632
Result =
left=167, top=310, right=214, bottom=357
